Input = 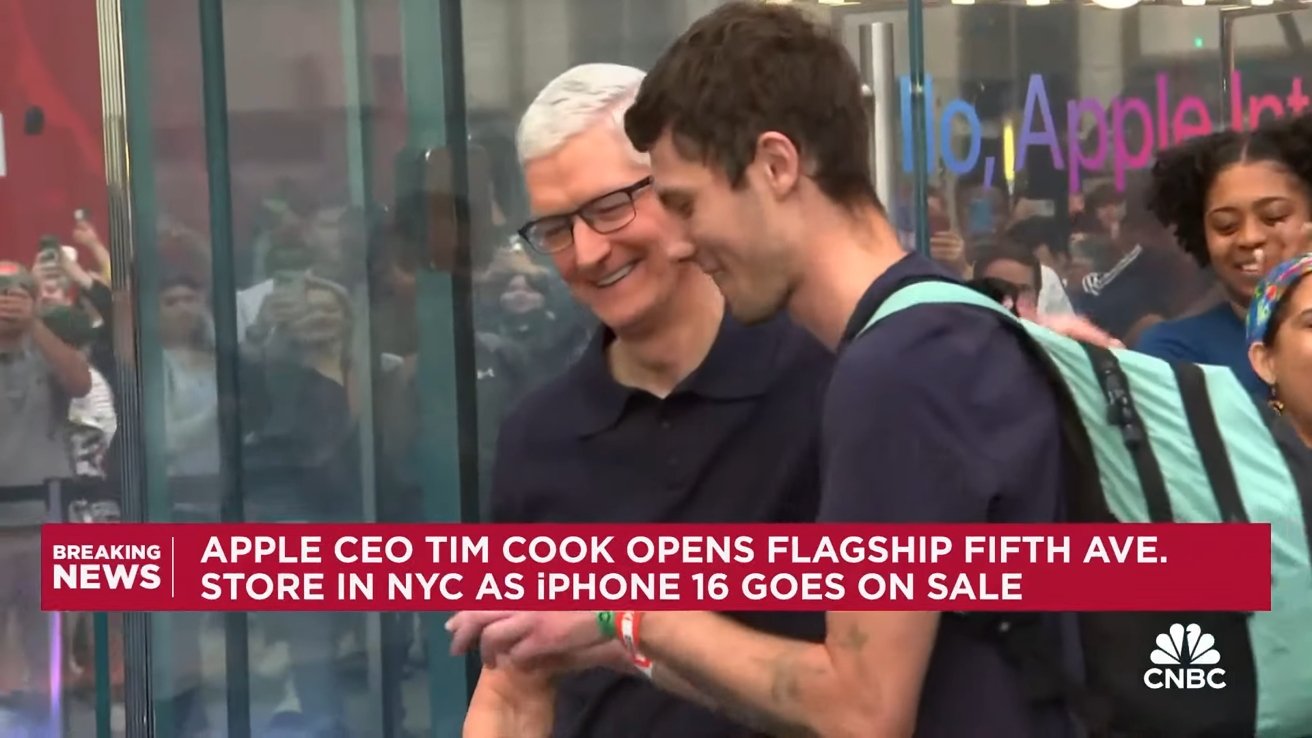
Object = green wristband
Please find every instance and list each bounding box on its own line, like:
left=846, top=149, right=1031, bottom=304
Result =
left=596, top=610, right=617, bottom=639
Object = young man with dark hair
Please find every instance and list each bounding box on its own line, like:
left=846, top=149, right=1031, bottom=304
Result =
left=457, top=4, right=1079, bottom=736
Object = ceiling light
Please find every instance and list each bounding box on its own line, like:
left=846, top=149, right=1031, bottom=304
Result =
left=1088, top=0, right=1142, bottom=8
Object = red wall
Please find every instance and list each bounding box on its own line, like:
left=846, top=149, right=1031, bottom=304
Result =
left=0, top=0, right=108, bottom=264
left=0, top=0, right=414, bottom=272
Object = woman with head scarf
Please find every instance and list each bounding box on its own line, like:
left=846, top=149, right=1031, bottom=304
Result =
left=1247, top=253, right=1312, bottom=447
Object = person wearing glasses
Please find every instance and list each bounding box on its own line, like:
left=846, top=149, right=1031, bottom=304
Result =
left=461, top=62, right=831, bottom=738
left=459, top=57, right=1118, bottom=738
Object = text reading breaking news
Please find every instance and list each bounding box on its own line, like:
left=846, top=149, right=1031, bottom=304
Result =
left=41, top=523, right=1270, bottom=613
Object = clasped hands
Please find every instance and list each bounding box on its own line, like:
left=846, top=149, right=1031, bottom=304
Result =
left=447, top=610, right=628, bottom=674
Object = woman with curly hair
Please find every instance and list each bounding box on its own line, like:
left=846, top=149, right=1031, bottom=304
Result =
left=1139, top=114, right=1312, bottom=395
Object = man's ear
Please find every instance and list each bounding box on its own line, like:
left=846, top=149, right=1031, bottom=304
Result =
left=753, top=132, right=801, bottom=199
left=1248, top=341, right=1277, bottom=387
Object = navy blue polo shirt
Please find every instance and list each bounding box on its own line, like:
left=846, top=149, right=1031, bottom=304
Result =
left=821, top=253, right=1074, bottom=737
left=491, top=309, right=830, bottom=738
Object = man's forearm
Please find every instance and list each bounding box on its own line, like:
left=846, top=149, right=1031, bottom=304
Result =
left=31, top=321, right=91, bottom=396
left=650, top=660, right=818, bottom=737
left=640, top=612, right=837, bottom=737
left=544, top=632, right=788, bottom=732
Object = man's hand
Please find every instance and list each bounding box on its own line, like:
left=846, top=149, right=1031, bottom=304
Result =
left=0, top=289, right=35, bottom=331
left=31, top=258, right=63, bottom=286
left=928, top=231, right=969, bottom=277
left=448, top=611, right=607, bottom=669
left=463, top=665, right=555, bottom=738
left=72, top=220, right=101, bottom=249
left=56, top=245, right=100, bottom=291
left=248, top=290, right=305, bottom=343
left=73, top=219, right=112, bottom=282
left=260, top=290, right=304, bottom=326
left=1035, top=313, right=1124, bottom=349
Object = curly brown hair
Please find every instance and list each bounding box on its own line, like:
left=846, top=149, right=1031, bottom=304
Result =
left=1146, top=113, right=1312, bottom=267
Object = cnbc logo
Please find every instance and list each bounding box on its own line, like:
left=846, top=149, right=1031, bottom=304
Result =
left=1143, top=623, right=1226, bottom=690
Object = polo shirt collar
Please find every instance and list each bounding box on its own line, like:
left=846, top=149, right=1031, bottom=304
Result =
left=838, top=252, right=956, bottom=350
left=565, top=308, right=781, bottom=436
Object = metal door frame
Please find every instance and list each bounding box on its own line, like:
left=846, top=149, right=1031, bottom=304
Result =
left=834, top=4, right=931, bottom=254
left=1220, top=4, right=1309, bottom=125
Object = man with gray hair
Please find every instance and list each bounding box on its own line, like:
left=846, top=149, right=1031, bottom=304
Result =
left=459, top=62, right=831, bottom=737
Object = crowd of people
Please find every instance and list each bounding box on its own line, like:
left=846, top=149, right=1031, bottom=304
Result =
left=3, top=1, right=1311, bottom=736
left=0, top=184, right=592, bottom=733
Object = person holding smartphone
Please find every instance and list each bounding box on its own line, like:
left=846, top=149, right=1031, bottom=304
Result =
left=0, top=261, right=91, bottom=709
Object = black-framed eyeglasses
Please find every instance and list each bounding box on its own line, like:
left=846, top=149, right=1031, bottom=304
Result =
left=518, top=176, right=653, bottom=254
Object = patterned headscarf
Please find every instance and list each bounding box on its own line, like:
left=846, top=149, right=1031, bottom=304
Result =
left=1247, top=252, right=1312, bottom=345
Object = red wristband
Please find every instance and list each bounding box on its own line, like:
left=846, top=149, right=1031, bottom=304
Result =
left=617, top=610, right=653, bottom=676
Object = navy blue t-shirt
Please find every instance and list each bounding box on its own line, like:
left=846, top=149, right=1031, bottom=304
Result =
left=819, top=253, right=1075, bottom=737
left=1073, top=243, right=1196, bottom=341
left=1134, top=302, right=1266, bottom=396
left=491, top=310, right=830, bottom=738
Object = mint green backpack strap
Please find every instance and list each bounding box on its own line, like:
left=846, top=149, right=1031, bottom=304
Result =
left=861, top=280, right=1019, bottom=336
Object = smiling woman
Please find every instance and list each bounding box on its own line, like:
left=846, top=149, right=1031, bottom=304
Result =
left=1247, top=253, right=1312, bottom=447
left=1137, top=113, right=1312, bottom=396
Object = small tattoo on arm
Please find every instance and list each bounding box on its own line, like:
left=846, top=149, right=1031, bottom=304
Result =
left=837, top=624, right=870, bottom=653
left=666, top=653, right=819, bottom=737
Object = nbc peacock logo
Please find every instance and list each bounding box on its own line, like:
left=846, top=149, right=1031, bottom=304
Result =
left=1143, top=623, right=1227, bottom=690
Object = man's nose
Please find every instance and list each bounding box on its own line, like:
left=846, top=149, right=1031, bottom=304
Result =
left=572, top=220, right=611, bottom=270
left=664, top=236, right=696, bottom=264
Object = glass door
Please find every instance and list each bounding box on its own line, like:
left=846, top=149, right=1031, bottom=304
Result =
left=824, top=0, right=1287, bottom=347
left=1220, top=6, right=1312, bottom=131
left=837, top=6, right=927, bottom=254
left=104, top=0, right=478, bottom=735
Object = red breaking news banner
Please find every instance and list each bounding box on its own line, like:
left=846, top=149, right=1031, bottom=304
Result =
left=40, top=523, right=1270, bottom=612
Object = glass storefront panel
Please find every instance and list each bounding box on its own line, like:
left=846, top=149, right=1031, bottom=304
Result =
left=819, top=0, right=1312, bottom=347
left=115, top=0, right=470, bottom=735
left=50, top=0, right=1309, bottom=735
left=1, top=1, right=127, bottom=735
